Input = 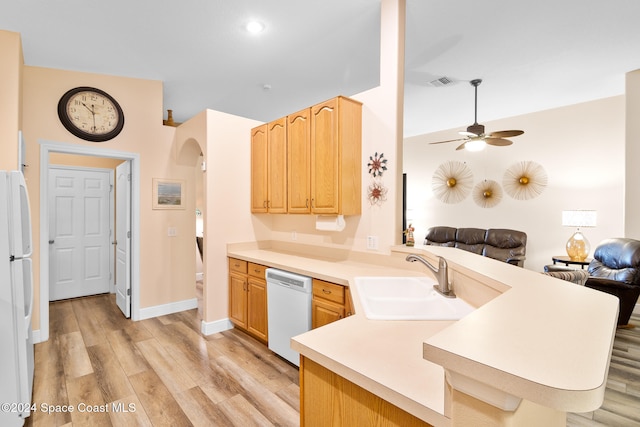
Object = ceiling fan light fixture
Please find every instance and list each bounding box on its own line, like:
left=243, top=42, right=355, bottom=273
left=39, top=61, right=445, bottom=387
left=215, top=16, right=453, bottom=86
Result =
left=465, top=139, right=486, bottom=152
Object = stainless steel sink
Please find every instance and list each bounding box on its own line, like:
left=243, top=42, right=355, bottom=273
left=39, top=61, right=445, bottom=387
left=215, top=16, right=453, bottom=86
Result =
left=353, top=276, right=475, bottom=320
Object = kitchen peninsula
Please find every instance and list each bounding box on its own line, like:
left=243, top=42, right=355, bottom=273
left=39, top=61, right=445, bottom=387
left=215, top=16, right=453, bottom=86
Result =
left=227, top=241, right=618, bottom=427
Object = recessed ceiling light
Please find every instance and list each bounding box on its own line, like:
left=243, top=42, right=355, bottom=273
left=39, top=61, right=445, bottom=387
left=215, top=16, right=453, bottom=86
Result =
left=246, top=20, right=265, bottom=34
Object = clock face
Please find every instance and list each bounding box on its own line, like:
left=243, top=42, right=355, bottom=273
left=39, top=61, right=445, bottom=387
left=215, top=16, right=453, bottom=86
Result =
left=57, top=87, right=124, bottom=142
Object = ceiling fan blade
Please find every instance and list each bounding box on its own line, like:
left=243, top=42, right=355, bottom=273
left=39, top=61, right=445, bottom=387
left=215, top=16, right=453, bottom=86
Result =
left=488, top=130, right=523, bottom=138
left=429, top=137, right=467, bottom=145
left=455, top=141, right=468, bottom=150
left=485, top=137, right=513, bottom=146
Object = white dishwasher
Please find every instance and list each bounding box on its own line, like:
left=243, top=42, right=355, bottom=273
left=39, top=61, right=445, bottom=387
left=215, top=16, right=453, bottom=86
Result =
left=265, top=268, right=312, bottom=366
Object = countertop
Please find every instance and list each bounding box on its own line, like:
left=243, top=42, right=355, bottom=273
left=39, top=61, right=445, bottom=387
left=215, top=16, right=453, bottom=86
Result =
left=227, top=242, right=619, bottom=426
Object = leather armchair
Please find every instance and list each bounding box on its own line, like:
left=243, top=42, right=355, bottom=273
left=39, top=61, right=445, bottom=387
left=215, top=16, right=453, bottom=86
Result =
left=585, top=238, right=640, bottom=326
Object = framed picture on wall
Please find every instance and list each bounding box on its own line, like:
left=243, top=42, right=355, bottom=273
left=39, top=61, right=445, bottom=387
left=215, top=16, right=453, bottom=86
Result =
left=152, top=178, right=185, bottom=209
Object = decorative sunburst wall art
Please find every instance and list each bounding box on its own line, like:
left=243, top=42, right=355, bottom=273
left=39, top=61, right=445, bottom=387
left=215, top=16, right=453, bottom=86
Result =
left=432, top=161, right=473, bottom=204
left=473, top=179, right=503, bottom=208
left=503, top=161, right=548, bottom=200
left=367, top=152, right=388, bottom=178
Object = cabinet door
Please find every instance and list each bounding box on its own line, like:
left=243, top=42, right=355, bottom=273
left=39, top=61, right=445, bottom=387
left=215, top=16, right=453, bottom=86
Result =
left=251, top=124, right=268, bottom=213
left=312, top=298, right=345, bottom=329
left=287, top=108, right=311, bottom=213
left=247, top=277, right=268, bottom=342
left=267, top=118, right=287, bottom=213
left=229, top=272, right=248, bottom=328
left=311, top=98, right=340, bottom=214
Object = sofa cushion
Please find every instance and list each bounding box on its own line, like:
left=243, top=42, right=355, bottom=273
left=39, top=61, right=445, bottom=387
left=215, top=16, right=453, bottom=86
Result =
left=424, top=226, right=457, bottom=247
left=455, top=228, right=485, bottom=255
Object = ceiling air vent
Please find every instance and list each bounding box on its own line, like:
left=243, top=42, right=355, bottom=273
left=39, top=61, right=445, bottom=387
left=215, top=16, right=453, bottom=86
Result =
left=428, top=76, right=456, bottom=87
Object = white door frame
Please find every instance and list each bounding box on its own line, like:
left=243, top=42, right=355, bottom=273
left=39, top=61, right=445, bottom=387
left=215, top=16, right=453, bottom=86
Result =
left=38, top=140, right=141, bottom=342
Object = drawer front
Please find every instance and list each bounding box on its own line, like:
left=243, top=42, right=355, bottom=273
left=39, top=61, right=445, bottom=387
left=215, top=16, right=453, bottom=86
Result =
left=229, top=258, right=248, bottom=274
left=312, top=279, right=345, bottom=305
left=248, top=262, right=267, bottom=279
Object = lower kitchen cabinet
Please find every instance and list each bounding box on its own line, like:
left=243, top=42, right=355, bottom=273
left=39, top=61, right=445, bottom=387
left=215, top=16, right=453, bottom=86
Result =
left=300, top=356, right=430, bottom=427
left=228, top=258, right=268, bottom=343
left=312, top=278, right=354, bottom=329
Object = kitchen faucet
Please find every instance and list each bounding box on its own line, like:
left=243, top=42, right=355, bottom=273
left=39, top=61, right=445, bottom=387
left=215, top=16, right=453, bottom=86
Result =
left=406, top=254, right=455, bottom=298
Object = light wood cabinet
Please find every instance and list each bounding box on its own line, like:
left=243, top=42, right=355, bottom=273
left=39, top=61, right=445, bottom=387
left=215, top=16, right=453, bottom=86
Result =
left=300, top=356, right=431, bottom=427
left=312, top=278, right=354, bottom=329
left=228, top=258, right=268, bottom=342
left=310, top=96, right=362, bottom=215
left=287, top=108, right=312, bottom=213
left=254, top=95, right=361, bottom=215
left=250, top=118, right=287, bottom=213
left=250, top=125, right=268, bottom=212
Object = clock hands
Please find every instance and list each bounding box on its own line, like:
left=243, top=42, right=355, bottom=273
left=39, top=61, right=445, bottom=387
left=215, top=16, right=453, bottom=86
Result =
left=82, top=102, right=99, bottom=133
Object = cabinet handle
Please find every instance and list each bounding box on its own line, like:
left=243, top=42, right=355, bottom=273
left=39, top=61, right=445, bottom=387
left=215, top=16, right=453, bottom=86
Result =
left=234, top=263, right=240, bottom=267
left=322, top=289, right=331, bottom=294
left=254, top=269, right=261, bottom=273
left=306, top=199, right=309, bottom=208
left=311, top=198, right=315, bottom=208
left=263, top=200, right=268, bottom=208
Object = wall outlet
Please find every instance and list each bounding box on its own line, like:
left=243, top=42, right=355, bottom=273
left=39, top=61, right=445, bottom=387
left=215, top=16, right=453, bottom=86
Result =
left=366, top=235, right=379, bottom=250
left=168, top=227, right=177, bottom=237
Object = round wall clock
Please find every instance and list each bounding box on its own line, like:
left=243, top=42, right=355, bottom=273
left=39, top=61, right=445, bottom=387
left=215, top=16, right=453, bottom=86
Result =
left=57, top=86, right=125, bottom=142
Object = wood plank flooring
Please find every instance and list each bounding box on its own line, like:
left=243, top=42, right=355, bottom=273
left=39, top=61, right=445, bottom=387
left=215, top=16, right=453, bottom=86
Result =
left=568, top=310, right=640, bottom=427
left=26, top=294, right=640, bottom=426
left=26, top=294, right=300, bottom=427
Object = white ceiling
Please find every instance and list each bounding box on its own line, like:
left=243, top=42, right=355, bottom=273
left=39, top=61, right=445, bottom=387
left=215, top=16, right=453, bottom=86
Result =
left=3, top=0, right=640, bottom=138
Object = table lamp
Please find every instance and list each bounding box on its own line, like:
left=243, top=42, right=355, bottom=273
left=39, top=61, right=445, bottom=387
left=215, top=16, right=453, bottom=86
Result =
left=562, top=210, right=597, bottom=261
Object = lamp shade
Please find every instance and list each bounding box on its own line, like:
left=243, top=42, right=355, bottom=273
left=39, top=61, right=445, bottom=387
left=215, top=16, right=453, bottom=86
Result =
left=562, top=210, right=597, bottom=228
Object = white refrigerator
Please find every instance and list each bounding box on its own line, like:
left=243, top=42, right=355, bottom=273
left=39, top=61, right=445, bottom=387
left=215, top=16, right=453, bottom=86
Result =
left=0, top=171, right=34, bottom=426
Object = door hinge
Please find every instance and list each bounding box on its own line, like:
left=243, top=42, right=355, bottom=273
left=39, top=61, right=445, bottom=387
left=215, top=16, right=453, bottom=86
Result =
left=128, top=173, right=131, bottom=182
left=127, top=289, right=131, bottom=296
left=127, top=230, right=131, bottom=238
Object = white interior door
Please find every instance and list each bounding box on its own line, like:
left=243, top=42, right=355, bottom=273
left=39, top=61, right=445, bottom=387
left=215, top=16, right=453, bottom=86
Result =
left=49, top=167, right=111, bottom=301
left=115, top=161, right=131, bottom=317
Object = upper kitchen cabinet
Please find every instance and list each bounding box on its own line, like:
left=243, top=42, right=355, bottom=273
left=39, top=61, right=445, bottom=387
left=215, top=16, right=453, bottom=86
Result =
left=287, top=108, right=312, bottom=214
left=250, top=124, right=268, bottom=213
left=250, top=118, right=287, bottom=213
left=253, top=95, right=362, bottom=215
left=310, top=96, right=362, bottom=215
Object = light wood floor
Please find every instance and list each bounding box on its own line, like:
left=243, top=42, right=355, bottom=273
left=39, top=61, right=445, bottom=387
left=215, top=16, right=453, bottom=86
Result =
left=27, top=294, right=640, bottom=426
left=26, top=294, right=300, bottom=426
left=568, top=310, right=640, bottom=427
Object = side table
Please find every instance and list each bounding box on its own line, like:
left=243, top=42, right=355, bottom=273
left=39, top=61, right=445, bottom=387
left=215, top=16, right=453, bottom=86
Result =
left=551, top=255, right=592, bottom=270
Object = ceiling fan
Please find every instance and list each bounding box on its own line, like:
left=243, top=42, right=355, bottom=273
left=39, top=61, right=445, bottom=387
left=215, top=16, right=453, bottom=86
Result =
left=430, top=79, right=524, bottom=151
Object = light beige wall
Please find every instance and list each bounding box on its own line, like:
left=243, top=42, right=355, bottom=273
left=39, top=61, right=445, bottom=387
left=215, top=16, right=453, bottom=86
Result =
left=175, top=109, right=265, bottom=323
left=0, top=30, right=22, bottom=170
left=20, top=65, right=196, bottom=329
left=269, top=0, right=405, bottom=254
left=404, top=96, right=625, bottom=271
left=625, top=70, right=640, bottom=238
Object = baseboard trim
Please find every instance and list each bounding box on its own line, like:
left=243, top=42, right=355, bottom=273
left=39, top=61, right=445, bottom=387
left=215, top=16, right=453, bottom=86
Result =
left=201, top=318, right=234, bottom=336
left=139, top=298, right=198, bottom=320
